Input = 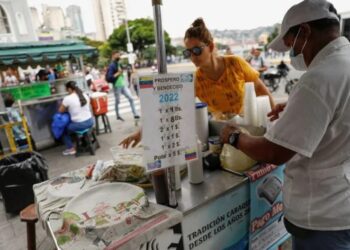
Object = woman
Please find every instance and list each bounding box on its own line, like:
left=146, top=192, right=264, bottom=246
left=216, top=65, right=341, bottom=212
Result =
left=59, top=81, right=93, bottom=155
left=120, top=18, right=274, bottom=148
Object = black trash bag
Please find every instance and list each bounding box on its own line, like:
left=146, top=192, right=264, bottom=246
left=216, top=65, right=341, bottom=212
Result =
left=0, top=151, right=48, bottom=214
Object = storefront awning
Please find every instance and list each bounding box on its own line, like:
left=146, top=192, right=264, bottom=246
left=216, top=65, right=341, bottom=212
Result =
left=0, top=40, right=98, bottom=69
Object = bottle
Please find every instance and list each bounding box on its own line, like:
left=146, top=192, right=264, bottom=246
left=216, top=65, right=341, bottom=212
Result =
left=174, top=165, right=182, bottom=190
left=152, top=170, right=169, bottom=205
left=188, top=139, right=204, bottom=184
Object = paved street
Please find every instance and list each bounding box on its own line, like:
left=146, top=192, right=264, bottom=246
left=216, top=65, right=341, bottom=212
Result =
left=0, top=61, right=298, bottom=250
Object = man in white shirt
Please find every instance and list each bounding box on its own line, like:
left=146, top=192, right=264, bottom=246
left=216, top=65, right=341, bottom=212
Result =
left=249, top=48, right=268, bottom=77
left=221, top=1, right=350, bottom=249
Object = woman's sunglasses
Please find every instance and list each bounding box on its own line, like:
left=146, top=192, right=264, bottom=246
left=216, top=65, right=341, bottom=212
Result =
left=182, top=45, right=206, bottom=58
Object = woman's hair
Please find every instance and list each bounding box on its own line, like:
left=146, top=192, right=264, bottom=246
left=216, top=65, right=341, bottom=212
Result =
left=65, top=81, right=87, bottom=107
left=184, top=18, right=213, bottom=45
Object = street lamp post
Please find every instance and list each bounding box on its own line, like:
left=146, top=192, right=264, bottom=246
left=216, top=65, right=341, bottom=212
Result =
left=124, top=18, right=133, bottom=53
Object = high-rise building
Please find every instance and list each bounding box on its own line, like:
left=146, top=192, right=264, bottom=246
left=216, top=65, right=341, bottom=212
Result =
left=66, top=5, right=84, bottom=34
left=0, top=0, right=37, bottom=42
left=42, top=5, right=65, bottom=31
left=30, top=7, right=41, bottom=31
left=92, top=0, right=127, bottom=41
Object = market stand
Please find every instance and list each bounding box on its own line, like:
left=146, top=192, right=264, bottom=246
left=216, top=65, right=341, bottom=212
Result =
left=0, top=40, right=97, bottom=150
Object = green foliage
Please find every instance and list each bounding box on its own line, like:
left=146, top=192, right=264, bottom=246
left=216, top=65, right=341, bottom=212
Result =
left=267, top=26, right=279, bottom=45
left=108, top=18, right=174, bottom=61
left=77, top=36, right=102, bottom=65
left=174, top=45, right=185, bottom=56
left=143, top=45, right=156, bottom=62
left=216, top=43, right=229, bottom=50
left=78, top=36, right=104, bottom=49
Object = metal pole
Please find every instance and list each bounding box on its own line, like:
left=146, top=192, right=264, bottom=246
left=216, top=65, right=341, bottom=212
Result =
left=151, top=0, right=177, bottom=208
left=152, top=0, right=167, bottom=74
left=125, top=19, right=132, bottom=47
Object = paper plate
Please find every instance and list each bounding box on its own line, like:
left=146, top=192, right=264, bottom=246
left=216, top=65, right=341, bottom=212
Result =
left=63, top=182, right=146, bottom=229
left=47, top=175, right=85, bottom=198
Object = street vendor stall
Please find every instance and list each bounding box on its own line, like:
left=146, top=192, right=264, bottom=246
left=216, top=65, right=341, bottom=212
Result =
left=33, top=155, right=287, bottom=249
left=0, top=40, right=97, bottom=149
left=31, top=1, right=290, bottom=249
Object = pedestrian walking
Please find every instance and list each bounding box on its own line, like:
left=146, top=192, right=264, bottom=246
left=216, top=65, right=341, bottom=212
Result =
left=106, top=51, right=140, bottom=121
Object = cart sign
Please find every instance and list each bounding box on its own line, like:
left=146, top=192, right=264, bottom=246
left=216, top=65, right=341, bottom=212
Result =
left=139, top=73, right=197, bottom=172
left=246, top=164, right=289, bottom=250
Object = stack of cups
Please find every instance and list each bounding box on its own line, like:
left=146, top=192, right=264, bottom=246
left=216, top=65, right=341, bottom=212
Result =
left=243, top=82, right=258, bottom=126
left=256, top=96, right=272, bottom=128
left=195, top=103, right=209, bottom=151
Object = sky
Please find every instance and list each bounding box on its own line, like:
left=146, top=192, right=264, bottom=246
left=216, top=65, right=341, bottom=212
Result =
left=28, top=0, right=350, bottom=38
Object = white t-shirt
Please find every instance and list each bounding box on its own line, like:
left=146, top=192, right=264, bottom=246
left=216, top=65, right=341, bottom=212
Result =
left=265, top=37, right=350, bottom=230
left=250, top=56, right=266, bottom=71
left=85, top=74, right=93, bottom=82
left=5, top=75, right=18, bottom=86
left=62, top=92, right=92, bottom=123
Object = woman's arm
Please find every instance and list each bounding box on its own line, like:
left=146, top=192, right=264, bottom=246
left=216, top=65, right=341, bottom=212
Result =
left=253, top=78, right=275, bottom=108
left=119, top=129, right=142, bottom=148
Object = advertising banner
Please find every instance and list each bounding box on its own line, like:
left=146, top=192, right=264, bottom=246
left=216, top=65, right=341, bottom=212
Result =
left=246, top=164, right=289, bottom=250
left=181, top=183, right=250, bottom=250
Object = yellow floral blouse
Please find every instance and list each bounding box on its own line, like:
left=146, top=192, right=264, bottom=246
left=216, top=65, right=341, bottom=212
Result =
left=195, top=55, right=259, bottom=115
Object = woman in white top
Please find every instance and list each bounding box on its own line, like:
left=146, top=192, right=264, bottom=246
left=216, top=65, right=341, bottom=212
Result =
left=59, top=81, right=93, bottom=155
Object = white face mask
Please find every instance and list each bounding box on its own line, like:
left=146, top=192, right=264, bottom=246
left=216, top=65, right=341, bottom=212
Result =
left=289, top=28, right=308, bottom=71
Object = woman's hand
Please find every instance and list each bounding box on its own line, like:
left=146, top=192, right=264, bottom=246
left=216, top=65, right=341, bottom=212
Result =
left=267, top=102, right=287, bottom=121
left=119, top=129, right=142, bottom=148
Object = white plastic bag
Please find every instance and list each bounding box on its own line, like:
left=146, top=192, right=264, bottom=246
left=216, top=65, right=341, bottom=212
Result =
left=220, top=144, right=257, bottom=173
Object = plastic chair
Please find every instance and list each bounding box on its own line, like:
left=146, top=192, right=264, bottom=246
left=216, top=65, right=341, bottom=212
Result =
left=74, top=127, right=99, bottom=157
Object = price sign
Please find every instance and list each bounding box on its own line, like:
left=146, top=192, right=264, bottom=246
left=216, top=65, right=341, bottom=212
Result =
left=139, top=73, right=197, bottom=172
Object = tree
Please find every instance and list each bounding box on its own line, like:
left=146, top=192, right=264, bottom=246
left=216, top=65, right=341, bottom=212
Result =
left=267, top=25, right=280, bottom=45
left=108, top=18, right=173, bottom=60
left=77, top=36, right=102, bottom=65
left=78, top=36, right=104, bottom=49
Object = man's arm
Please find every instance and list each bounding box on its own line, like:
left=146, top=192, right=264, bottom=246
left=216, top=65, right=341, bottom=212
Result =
left=221, top=125, right=296, bottom=165
left=237, top=134, right=295, bottom=165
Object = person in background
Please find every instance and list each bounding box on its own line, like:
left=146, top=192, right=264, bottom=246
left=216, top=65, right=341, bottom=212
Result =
left=24, top=73, right=31, bottom=84
left=58, top=81, right=93, bottom=156
left=106, top=51, right=140, bottom=121
left=277, top=60, right=290, bottom=77
left=4, top=70, right=18, bottom=87
left=47, top=68, right=56, bottom=82
left=225, top=47, right=233, bottom=55
left=85, top=69, right=94, bottom=90
left=3, top=94, right=33, bottom=149
left=221, top=1, right=350, bottom=249
left=36, top=69, right=48, bottom=81
left=119, top=17, right=275, bottom=148
left=249, top=48, right=268, bottom=77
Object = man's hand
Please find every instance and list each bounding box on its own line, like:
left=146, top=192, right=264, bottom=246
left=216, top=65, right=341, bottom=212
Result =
left=119, top=129, right=142, bottom=148
left=267, top=102, right=287, bottom=122
left=220, top=124, right=241, bottom=144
